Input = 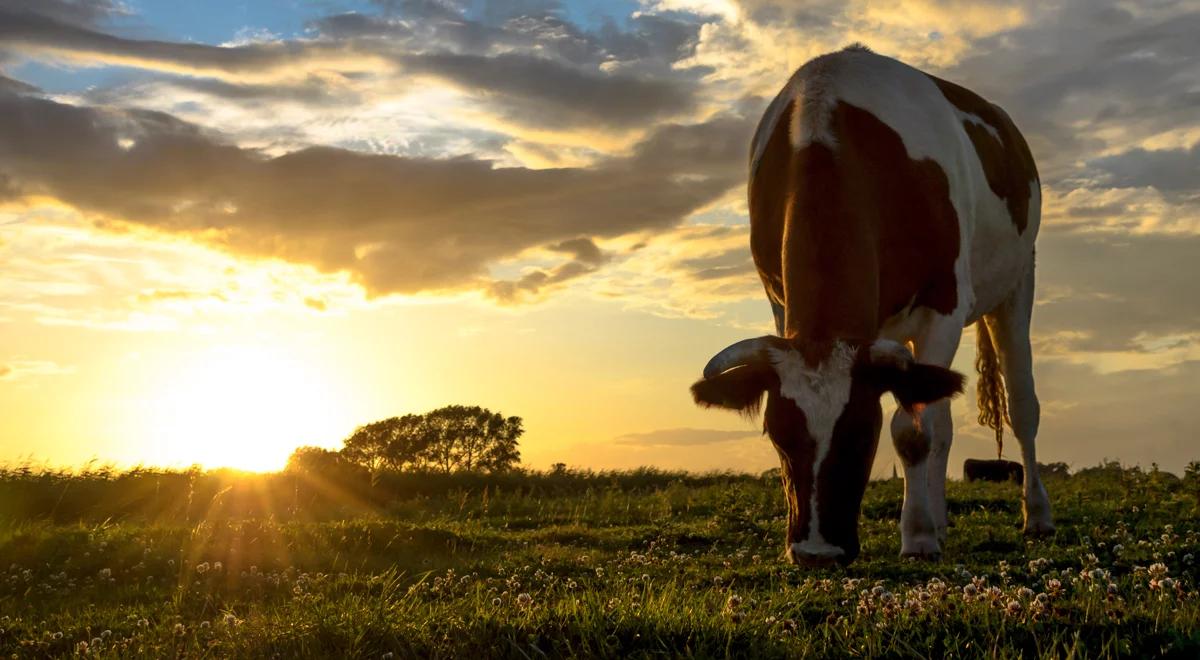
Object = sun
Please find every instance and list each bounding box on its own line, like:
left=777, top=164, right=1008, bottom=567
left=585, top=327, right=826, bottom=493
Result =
left=141, top=344, right=347, bottom=472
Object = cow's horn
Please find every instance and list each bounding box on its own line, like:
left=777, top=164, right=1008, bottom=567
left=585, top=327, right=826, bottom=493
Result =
left=702, top=337, right=772, bottom=378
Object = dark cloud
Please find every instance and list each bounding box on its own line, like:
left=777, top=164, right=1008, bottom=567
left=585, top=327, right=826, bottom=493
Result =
left=614, top=427, right=759, bottom=446
left=486, top=237, right=611, bottom=303
left=0, top=0, right=126, bottom=27
left=0, top=8, right=329, bottom=75
left=401, top=51, right=696, bottom=129
left=0, top=74, right=39, bottom=95
left=1033, top=231, right=1200, bottom=353
left=674, top=247, right=755, bottom=282
left=2, top=4, right=704, bottom=133
left=940, top=0, right=1200, bottom=185
left=1087, top=143, right=1200, bottom=196
left=0, top=90, right=752, bottom=295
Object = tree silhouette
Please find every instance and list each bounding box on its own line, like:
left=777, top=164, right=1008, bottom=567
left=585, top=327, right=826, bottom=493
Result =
left=341, top=414, right=432, bottom=472
left=337, top=406, right=522, bottom=474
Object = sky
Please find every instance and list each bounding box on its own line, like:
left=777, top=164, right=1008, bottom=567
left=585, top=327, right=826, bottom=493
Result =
left=1, top=0, right=1198, bottom=474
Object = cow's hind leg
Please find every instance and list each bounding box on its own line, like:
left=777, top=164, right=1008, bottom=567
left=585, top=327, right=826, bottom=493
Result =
left=891, top=317, right=962, bottom=558
left=983, top=263, right=1054, bottom=536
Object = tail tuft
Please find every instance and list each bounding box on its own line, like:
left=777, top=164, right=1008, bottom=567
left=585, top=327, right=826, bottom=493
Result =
left=975, top=320, right=1010, bottom=458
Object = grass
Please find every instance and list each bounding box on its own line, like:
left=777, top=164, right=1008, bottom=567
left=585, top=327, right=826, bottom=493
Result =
left=1, top=463, right=1198, bottom=658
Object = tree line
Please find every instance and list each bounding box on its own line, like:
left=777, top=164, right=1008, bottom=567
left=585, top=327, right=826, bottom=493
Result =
left=288, top=405, right=522, bottom=476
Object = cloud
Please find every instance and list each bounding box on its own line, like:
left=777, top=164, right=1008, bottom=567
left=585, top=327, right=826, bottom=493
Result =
left=1087, top=142, right=1200, bottom=196
left=0, top=89, right=753, bottom=296
left=1032, top=230, right=1200, bottom=356
left=0, top=8, right=377, bottom=82
left=486, top=237, right=612, bottom=303
left=399, top=51, right=697, bottom=130
left=614, top=427, right=760, bottom=446
left=0, top=360, right=73, bottom=381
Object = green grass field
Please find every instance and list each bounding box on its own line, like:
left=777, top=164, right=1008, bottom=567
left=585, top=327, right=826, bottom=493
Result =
left=1, top=464, right=1198, bottom=658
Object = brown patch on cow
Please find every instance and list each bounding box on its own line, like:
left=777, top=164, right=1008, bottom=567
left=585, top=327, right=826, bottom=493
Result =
left=749, top=100, right=961, bottom=354
left=892, top=427, right=931, bottom=466
left=928, top=75, right=1039, bottom=234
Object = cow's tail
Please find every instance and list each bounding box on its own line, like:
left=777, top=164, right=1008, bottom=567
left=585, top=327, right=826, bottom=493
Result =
left=975, top=320, right=1009, bottom=459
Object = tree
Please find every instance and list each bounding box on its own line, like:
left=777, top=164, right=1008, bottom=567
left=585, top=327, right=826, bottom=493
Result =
left=286, top=446, right=346, bottom=474
left=338, top=406, right=523, bottom=474
left=421, top=405, right=523, bottom=473
left=340, top=414, right=432, bottom=473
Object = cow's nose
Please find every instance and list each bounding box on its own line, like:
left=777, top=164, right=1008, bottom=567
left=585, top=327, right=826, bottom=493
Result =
left=788, top=541, right=846, bottom=567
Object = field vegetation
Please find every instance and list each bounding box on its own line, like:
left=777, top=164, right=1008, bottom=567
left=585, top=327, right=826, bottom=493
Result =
left=2, top=461, right=1199, bottom=658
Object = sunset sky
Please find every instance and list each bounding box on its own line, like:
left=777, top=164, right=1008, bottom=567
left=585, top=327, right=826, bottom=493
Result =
left=2, top=0, right=1198, bottom=474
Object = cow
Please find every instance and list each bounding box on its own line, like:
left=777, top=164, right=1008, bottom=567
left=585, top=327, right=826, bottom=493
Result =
left=690, top=45, right=1053, bottom=565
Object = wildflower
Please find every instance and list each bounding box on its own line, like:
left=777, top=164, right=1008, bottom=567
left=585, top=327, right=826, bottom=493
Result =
left=963, top=584, right=978, bottom=597
left=222, top=613, right=238, bottom=626
left=516, top=593, right=532, bottom=607
left=137, top=618, right=149, bottom=628
left=199, top=621, right=210, bottom=629
left=173, top=623, right=186, bottom=636
left=726, top=594, right=743, bottom=609
left=491, top=597, right=502, bottom=607
left=1005, top=600, right=1022, bottom=615
left=98, top=568, right=112, bottom=579
left=101, top=630, right=111, bottom=639
left=213, top=561, right=223, bottom=572
left=196, top=562, right=210, bottom=575
left=76, top=641, right=89, bottom=653
left=1036, top=592, right=1049, bottom=604
left=1019, top=587, right=1034, bottom=599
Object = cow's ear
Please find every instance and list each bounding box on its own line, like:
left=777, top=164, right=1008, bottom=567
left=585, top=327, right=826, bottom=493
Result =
left=691, top=363, right=777, bottom=417
left=860, top=340, right=965, bottom=411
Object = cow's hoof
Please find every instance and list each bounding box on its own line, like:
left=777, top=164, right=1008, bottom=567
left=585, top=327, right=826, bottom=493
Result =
left=1023, top=519, right=1056, bottom=538
left=900, top=535, right=942, bottom=561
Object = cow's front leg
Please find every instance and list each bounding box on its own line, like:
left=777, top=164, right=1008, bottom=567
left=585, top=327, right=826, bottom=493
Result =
left=892, top=406, right=940, bottom=559
left=891, top=316, right=964, bottom=558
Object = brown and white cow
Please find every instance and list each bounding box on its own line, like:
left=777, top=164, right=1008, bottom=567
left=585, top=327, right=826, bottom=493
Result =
left=691, top=45, right=1053, bottom=565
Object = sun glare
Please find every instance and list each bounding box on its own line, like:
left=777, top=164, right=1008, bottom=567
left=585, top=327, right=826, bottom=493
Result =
left=141, top=345, right=347, bottom=472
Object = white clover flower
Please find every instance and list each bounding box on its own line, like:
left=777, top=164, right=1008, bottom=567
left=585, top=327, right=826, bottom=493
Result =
left=1019, top=587, right=1034, bottom=599
left=1006, top=600, right=1022, bottom=615
left=726, top=594, right=742, bottom=609
left=516, top=593, right=532, bottom=607
left=98, top=568, right=112, bottom=579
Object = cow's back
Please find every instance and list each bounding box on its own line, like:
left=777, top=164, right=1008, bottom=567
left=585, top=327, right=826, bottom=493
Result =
left=749, top=46, right=1040, bottom=338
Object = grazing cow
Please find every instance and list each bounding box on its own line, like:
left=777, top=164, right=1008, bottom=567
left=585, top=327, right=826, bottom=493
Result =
left=690, top=45, right=1053, bottom=565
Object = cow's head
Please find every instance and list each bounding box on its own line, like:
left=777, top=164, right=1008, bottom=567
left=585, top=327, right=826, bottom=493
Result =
left=691, top=336, right=964, bottom=565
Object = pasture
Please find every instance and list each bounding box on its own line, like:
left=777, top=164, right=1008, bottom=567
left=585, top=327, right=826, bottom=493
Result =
left=1, top=464, right=1198, bottom=658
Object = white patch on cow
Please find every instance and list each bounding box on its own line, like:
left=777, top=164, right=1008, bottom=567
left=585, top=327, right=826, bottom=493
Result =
left=767, top=341, right=856, bottom=553
left=788, top=66, right=839, bottom=150
left=791, top=539, right=844, bottom=559
left=868, top=339, right=914, bottom=369
left=952, top=108, right=1002, bottom=142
